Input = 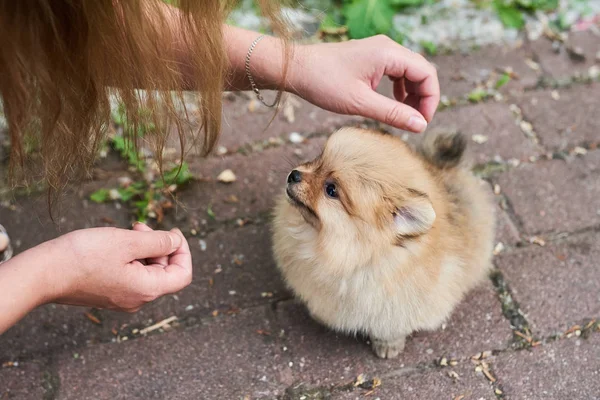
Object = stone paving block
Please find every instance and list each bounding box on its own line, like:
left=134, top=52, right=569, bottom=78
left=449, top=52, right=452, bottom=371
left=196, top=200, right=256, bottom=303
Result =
left=172, top=137, right=326, bottom=224
left=0, top=362, right=48, bottom=400
left=1, top=222, right=288, bottom=360
left=492, top=334, right=600, bottom=399
left=495, top=152, right=600, bottom=234
left=218, top=93, right=362, bottom=151
left=273, top=281, right=511, bottom=386
left=424, top=103, right=542, bottom=164
left=428, top=44, right=541, bottom=100
left=55, top=307, right=290, bottom=400
left=515, top=83, right=600, bottom=150
left=495, top=233, right=600, bottom=337
left=532, top=30, right=600, bottom=79
left=333, top=362, right=495, bottom=400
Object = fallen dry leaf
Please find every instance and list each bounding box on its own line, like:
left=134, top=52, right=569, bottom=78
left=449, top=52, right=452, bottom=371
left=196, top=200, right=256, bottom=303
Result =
left=471, top=134, right=488, bottom=144
left=2, top=361, right=18, bottom=368
left=482, top=368, right=497, bottom=383
left=525, top=58, right=540, bottom=71
left=519, top=121, right=534, bottom=136
left=216, top=146, right=228, bottom=156
left=217, top=169, right=237, bottom=183
left=84, top=312, right=101, bottom=325
left=529, top=236, right=546, bottom=247
left=226, top=307, right=241, bottom=315
left=514, top=330, right=533, bottom=343
left=493, top=242, right=505, bottom=256
left=224, top=195, right=239, bottom=204
left=572, top=146, right=587, bottom=155
left=564, top=325, right=582, bottom=336
left=353, top=374, right=366, bottom=387
left=100, top=216, right=116, bottom=225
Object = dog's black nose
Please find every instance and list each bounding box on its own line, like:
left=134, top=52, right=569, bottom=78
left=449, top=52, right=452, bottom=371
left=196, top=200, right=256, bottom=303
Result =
left=287, top=170, right=302, bottom=184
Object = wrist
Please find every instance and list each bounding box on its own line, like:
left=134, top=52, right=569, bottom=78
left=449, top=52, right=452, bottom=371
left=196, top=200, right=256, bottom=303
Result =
left=245, top=34, right=287, bottom=91
left=283, top=43, right=308, bottom=97
left=26, top=237, right=70, bottom=305
left=224, top=25, right=302, bottom=95
left=0, top=238, right=66, bottom=333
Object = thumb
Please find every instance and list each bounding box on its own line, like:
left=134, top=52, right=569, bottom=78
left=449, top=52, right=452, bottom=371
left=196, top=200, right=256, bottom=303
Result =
left=361, top=90, right=428, bottom=133
left=126, top=230, right=183, bottom=260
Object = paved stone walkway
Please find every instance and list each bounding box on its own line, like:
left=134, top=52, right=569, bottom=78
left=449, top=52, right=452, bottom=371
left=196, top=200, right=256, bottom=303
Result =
left=1, top=31, right=599, bottom=399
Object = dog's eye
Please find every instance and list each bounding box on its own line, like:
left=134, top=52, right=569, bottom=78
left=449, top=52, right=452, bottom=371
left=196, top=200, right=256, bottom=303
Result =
left=325, top=183, right=338, bottom=199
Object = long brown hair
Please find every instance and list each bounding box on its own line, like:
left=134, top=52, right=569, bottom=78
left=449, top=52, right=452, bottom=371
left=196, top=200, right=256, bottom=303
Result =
left=0, top=0, right=289, bottom=198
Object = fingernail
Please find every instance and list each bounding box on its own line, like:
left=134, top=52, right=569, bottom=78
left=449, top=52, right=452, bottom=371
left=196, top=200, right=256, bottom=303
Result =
left=169, top=232, right=183, bottom=250
left=407, top=115, right=427, bottom=133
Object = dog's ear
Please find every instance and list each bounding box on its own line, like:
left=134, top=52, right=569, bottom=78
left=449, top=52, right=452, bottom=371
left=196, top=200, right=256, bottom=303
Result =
left=392, top=191, right=436, bottom=237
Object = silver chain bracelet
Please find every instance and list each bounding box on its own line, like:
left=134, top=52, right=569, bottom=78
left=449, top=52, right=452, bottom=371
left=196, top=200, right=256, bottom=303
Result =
left=245, top=35, right=282, bottom=108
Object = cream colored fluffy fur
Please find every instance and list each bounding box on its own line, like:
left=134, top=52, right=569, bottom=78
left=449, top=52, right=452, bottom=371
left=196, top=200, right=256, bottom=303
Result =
left=272, top=127, right=496, bottom=358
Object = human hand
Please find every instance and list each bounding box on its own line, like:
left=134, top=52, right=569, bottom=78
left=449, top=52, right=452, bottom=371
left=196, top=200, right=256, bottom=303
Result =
left=288, top=35, right=440, bottom=133
left=44, top=224, right=192, bottom=312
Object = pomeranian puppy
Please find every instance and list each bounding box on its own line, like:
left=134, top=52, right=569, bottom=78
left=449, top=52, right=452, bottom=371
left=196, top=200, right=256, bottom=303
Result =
left=272, top=127, right=495, bottom=359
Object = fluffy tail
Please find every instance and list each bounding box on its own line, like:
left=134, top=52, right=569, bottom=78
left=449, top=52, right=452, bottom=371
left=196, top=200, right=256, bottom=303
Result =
left=417, top=131, right=467, bottom=169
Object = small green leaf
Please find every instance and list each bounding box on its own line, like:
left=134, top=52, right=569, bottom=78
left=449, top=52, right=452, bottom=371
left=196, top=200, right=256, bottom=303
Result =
left=110, top=136, right=145, bottom=171
left=155, top=162, right=193, bottom=189
left=344, top=0, right=394, bottom=39
left=111, top=136, right=126, bottom=153
left=421, top=41, right=437, bottom=56
left=90, top=189, right=110, bottom=203
left=494, top=1, right=525, bottom=29
left=132, top=181, right=146, bottom=190
left=207, top=204, right=216, bottom=219
left=495, top=73, right=511, bottom=89
left=517, top=0, right=558, bottom=11
left=468, top=88, right=489, bottom=103
left=117, top=186, right=143, bottom=202
left=390, top=0, right=425, bottom=7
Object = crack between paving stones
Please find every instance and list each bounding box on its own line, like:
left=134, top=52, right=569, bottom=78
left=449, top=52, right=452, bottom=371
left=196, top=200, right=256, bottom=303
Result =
left=523, top=40, right=599, bottom=91
left=41, top=355, right=61, bottom=400
left=528, top=221, right=600, bottom=243
left=527, top=74, right=599, bottom=93
left=489, top=267, right=535, bottom=348
left=278, top=363, right=429, bottom=400
left=489, top=222, right=600, bottom=257
left=492, top=191, right=528, bottom=239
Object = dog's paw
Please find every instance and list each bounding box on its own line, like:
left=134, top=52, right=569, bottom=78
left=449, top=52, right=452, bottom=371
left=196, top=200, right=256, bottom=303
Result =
left=371, top=337, right=406, bottom=359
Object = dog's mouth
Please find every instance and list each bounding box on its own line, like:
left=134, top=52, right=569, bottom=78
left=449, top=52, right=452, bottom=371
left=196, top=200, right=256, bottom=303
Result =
left=286, top=187, right=319, bottom=221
